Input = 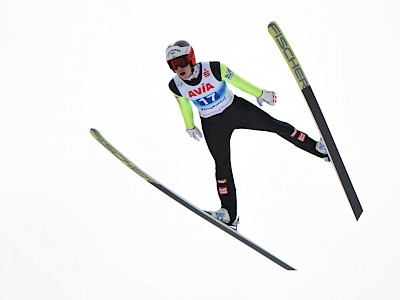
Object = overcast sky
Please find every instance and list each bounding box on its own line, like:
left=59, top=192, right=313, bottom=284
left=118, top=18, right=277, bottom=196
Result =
left=1, top=0, right=399, bottom=299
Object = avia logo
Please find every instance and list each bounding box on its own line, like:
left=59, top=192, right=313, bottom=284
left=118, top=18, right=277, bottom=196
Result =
left=188, top=83, right=214, bottom=98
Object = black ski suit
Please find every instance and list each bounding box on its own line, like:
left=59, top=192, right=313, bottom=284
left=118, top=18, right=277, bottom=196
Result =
left=169, top=61, right=327, bottom=224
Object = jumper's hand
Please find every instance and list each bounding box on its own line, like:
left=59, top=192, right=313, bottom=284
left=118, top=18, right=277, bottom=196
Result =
left=186, top=126, right=203, bottom=141
left=257, top=90, right=277, bottom=106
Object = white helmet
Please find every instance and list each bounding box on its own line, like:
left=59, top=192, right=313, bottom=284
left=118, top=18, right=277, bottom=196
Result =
left=166, top=40, right=196, bottom=70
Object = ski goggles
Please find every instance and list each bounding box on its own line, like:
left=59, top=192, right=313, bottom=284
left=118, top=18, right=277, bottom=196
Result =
left=168, top=55, right=190, bottom=70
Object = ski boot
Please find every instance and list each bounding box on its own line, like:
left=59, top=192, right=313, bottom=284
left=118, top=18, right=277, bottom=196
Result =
left=206, top=208, right=240, bottom=230
left=316, top=138, right=330, bottom=162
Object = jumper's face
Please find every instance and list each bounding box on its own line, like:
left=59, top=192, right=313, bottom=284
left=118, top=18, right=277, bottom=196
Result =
left=175, top=64, right=192, bottom=80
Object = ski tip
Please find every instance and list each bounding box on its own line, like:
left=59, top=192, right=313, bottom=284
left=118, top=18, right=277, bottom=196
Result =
left=268, top=21, right=279, bottom=30
left=267, top=21, right=283, bottom=37
left=90, top=128, right=101, bottom=139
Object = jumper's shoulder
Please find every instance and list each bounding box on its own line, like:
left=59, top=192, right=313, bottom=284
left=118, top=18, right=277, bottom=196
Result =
left=168, top=77, right=181, bottom=96
left=208, top=61, right=222, bottom=81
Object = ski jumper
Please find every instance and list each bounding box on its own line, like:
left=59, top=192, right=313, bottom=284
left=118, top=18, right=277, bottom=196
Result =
left=168, top=61, right=325, bottom=224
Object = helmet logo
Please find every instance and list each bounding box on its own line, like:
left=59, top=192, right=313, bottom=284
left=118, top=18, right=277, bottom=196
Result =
left=166, top=45, right=191, bottom=61
left=167, top=48, right=182, bottom=58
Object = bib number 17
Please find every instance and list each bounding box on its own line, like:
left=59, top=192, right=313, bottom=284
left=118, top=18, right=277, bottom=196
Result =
left=195, top=92, right=220, bottom=106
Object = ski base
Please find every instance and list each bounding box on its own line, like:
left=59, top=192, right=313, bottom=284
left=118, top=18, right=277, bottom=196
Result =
left=268, top=21, right=363, bottom=220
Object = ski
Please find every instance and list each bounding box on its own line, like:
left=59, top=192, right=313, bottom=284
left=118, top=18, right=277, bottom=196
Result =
left=90, top=128, right=296, bottom=270
left=268, top=21, right=363, bottom=220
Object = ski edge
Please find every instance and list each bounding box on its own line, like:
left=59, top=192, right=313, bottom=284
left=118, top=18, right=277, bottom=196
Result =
left=90, top=128, right=296, bottom=270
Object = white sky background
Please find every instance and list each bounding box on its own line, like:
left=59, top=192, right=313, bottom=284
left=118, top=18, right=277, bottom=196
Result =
left=1, top=0, right=399, bottom=299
